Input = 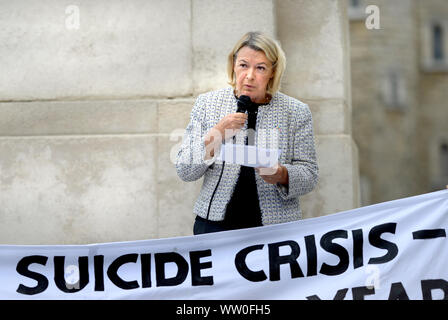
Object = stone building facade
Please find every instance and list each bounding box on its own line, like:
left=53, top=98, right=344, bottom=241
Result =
left=0, top=0, right=359, bottom=245
left=348, top=0, right=448, bottom=205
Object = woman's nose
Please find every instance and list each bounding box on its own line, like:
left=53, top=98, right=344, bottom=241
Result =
left=246, top=68, right=255, bottom=79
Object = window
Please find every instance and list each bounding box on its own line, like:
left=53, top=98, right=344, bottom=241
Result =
left=430, top=140, right=448, bottom=191
left=382, top=71, right=407, bottom=111
left=421, top=20, right=448, bottom=72
left=433, top=24, right=444, bottom=61
left=441, top=142, right=448, bottom=178
left=348, top=0, right=364, bottom=21
left=389, top=72, right=399, bottom=108
left=350, top=0, right=360, bottom=7
left=360, top=175, right=372, bottom=206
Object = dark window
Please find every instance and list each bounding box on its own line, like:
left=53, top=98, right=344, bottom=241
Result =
left=390, top=72, right=399, bottom=108
left=441, top=143, right=448, bottom=177
left=384, top=71, right=405, bottom=111
left=433, top=24, right=444, bottom=61
left=350, top=0, right=360, bottom=8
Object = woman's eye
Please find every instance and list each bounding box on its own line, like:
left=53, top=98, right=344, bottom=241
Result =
left=257, top=66, right=266, bottom=71
left=239, top=63, right=247, bottom=68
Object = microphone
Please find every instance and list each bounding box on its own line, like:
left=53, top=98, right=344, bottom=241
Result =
left=235, top=95, right=259, bottom=146
left=236, top=95, right=252, bottom=113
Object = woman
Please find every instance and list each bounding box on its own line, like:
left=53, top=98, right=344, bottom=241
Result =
left=176, top=31, right=318, bottom=235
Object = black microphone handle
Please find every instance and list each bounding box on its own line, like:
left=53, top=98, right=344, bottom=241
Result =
left=236, top=106, right=246, bottom=113
left=236, top=95, right=252, bottom=113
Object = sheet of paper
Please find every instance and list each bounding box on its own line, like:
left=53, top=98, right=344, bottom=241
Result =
left=217, top=143, right=281, bottom=168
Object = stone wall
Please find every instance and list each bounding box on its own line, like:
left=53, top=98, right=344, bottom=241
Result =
left=349, top=0, right=422, bottom=205
left=417, top=0, right=448, bottom=191
left=0, top=0, right=358, bottom=244
left=349, top=0, right=448, bottom=205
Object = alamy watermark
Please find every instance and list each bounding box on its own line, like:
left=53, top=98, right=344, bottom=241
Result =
left=365, top=5, right=380, bottom=30
left=364, top=265, right=381, bottom=290
left=65, top=5, right=80, bottom=30
left=65, top=264, right=80, bottom=290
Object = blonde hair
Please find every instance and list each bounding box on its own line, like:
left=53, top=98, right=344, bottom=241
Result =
left=227, top=31, right=286, bottom=96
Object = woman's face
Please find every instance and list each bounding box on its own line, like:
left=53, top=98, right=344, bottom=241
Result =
left=233, top=46, right=274, bottom=104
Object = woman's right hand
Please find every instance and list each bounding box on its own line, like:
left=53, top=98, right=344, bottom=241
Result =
left=204, top=113, right=247, bottom=159
left=214, top=113, right=248, bottom=141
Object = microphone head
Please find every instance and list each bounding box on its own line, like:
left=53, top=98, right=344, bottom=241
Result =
left=237, top=95, right=252, bottom=113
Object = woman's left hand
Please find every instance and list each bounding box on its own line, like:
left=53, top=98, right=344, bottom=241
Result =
left=256, top=163, right=289, bottom=185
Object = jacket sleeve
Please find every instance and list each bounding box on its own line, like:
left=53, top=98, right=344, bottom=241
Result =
left=276, top=104, right=319, bottom=199
left=175, top=94, right=216, bottom=182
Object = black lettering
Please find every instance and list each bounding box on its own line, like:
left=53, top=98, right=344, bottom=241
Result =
left=352, top=229, right=364, bottom=269
left=368, top=223, right=398, bottom=264
left=352, top=286, right=375, bottom=300
left=304, top=235, right=317, bottom=277
left=333, top=288, right=349, bottom=300
left=16, top=255, right=49, bottom=295
left=421, top=279, right=448, bottom=300
left=412, top=229, right=446, bottom=240
left=268, top=240, right=304, bottom=281
left=155, top=252, right=189, bottom=287
left=107, top=254, right=139, bottom=290
left=189, top=250, right=213, bottom=286
left=54, top=256, right=89, bottom=293
left=234, top=244, right=267, bottom=282
left=306, top=288, right=348, bottom=300
left=94, top=255, right=104, bottom=291
left=319, top=230, right=349, bottom=276
left=388, top=282, right=409, bottom=300
left=141, top=253, right=151, bottom=288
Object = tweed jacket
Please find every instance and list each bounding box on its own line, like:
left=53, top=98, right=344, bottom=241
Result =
left=176, top=87, right=318, bottom=225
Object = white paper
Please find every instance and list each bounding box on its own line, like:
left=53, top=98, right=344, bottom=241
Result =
left=217, top=143, right=281, bottom=168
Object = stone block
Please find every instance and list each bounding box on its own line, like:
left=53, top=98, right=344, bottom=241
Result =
left=0, top=99, right=158, bottom=136
left=157, top=98, right=196, bottom=133
left=307, top=99, right=350, bottom=135
left=0, top=135, right=158, bottom=244
left=301, top=134, right=360, bottom=219
left=0, top=0, right=192, bottom=100
left=276, top=0, right=351, bottom=101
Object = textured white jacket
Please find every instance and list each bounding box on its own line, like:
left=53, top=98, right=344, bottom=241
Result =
left=176, top=87, right=318, bottom=225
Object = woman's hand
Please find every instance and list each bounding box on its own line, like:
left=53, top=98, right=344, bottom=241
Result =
left=204, top=113, right=248, bottom=160
left=256, top=163, right=289, bottom=185
left=214, top=113, right=248, bottom=141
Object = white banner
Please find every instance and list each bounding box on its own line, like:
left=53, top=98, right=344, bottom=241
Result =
left=1, top=190, right=447, bottom=300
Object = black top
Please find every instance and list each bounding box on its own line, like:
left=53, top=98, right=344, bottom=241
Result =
left=223, top=99, right=268, bottom=229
